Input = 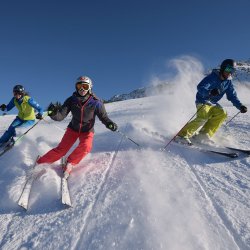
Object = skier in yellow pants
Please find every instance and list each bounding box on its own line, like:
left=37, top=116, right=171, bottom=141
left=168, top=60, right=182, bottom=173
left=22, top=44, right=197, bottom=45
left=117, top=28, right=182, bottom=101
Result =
left=176, top=59, right=247, bottom=144
left=178, top=104, right=227, bottom=140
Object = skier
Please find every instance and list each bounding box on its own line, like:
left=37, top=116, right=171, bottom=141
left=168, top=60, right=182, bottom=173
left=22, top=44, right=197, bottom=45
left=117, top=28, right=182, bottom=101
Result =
left=0, top=85, right=43, bottom=146
left=176, top=59, right=247, bottom=144
left=36, top=76, right=118, bottom=178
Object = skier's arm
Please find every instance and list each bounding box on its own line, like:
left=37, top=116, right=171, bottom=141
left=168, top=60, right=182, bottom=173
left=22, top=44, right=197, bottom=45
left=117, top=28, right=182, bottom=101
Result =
left=225, top=82, right=242, bottom=109
left=28, top=98, right=43, bottom=115
left=95, top=101, right=114, bottom=126
left=6, top=98, right=15, bottom=111
left=49, top=98, right=71, bottom=121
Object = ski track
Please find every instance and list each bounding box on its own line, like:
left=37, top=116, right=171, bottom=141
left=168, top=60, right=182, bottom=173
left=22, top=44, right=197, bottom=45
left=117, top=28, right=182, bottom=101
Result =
left=0, top=214, right=16, bottom=248
left=176, top=141, right=250, bottom=249
left=141, top=126, right=250, bottom=249
left=71, top=124, right=141, bottom=249
left=184, top=160, right=245, bottom=250
left=72, top=132, right=125, bottom=250
left=197, top=164, right=250, bottom=208
left=193, top=161, right=250, bottom=248
left=131, top=149, right=240, bottom=250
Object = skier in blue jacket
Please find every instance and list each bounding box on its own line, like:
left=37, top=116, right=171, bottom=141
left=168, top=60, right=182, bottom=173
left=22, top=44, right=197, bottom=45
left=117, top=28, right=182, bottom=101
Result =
left=0, top=85, right=43, bottom=146
left=177, top=59, right=247, bottom=143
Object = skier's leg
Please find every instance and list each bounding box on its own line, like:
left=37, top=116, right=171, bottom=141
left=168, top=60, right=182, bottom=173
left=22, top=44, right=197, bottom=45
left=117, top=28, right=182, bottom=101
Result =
left=67, top=132, right=94, bottom=165
left=199, top=106, right=227, bottom=137
left=37, top=128, right=78, bottom=164
left=19, top=120, right=35, bottom=128
left=0, top=117, right=24, bottom=143
left=178, top=104, right=211, bottom=138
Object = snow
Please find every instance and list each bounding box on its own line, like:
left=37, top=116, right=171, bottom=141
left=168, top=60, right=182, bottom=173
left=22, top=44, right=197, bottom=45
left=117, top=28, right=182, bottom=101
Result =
left=0, top=63, right=250, bottom=249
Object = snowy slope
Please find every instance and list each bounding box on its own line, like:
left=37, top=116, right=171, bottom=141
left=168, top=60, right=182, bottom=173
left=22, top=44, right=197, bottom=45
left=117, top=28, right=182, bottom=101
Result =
left=0, top=69, right=250, bottom=249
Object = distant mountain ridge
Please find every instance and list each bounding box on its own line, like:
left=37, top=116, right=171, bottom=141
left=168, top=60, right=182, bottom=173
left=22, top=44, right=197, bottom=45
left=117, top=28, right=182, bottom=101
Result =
left=107, top=83, right=170, bottom=102
left=235, top=59, right=250, bottom=82
left=107, top=60, right=250, bottom=102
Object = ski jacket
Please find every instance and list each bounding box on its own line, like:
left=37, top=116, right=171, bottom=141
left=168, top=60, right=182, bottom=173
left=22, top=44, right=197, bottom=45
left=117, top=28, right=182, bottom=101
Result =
left=50, top=92, right=113, bottom=133
left=196, top=70, right=242, bottom=109
left=6, top=95, right=43, bottom=120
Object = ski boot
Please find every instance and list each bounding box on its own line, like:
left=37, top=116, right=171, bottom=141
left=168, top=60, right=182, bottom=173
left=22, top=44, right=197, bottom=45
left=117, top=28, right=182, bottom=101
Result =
left=174, top=135, right=192, bottom=145
left=63, top=162, right=74, bottom=179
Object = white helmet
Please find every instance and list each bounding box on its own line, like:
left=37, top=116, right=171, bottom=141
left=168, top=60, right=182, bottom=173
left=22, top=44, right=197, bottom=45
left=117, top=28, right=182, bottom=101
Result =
left=75, top=76, right=93, bottom=88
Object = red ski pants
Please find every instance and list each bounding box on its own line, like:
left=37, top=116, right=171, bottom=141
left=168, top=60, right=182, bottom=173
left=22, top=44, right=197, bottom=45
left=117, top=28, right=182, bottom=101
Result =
left=37, top=128, right=94, bottom=165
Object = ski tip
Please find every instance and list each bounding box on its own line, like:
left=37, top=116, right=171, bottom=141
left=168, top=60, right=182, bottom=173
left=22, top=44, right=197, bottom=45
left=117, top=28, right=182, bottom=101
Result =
left=229, top=155, right=238, bottom=159
left=62, top=202, right=73, bottom=208
left=18, top=203, right=28, bottom=211
left=210, top=151, right=239, bottom=158
left=226, top=147, right=250, bottom=156
left=225, top=153, right=239, bottom=158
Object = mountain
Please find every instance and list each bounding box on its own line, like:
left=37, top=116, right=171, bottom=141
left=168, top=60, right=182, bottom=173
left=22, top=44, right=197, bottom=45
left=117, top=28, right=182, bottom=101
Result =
left=235, top=59, right=250, bottom=83
left=107, top=60, right=250, bottom=102
left=107, top=82, right=172, bottom=102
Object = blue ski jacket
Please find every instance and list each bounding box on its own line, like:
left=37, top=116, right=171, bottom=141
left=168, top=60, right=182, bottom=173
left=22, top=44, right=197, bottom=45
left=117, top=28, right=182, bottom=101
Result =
left=196, top=70, right=242, bottom=109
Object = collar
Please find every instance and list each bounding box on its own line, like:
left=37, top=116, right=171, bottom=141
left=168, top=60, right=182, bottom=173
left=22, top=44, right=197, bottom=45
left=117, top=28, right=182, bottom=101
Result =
left=73, top=92, right=91, bottom=102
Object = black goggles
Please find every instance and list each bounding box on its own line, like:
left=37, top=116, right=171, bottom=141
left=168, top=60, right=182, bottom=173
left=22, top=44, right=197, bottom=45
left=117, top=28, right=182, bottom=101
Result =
left=224, top=66, right=236, bottom=74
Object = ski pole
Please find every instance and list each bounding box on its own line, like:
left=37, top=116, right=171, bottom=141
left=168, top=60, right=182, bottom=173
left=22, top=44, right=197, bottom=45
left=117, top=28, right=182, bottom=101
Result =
left=14, top=113, right=49, bottom=144
left=42, top=117, right=66, bottom=133
left=117, top=129, right=141, bottom=148
left=225, top=111, right=241, bottom=126
left=162, top=104, right=205, bottom=150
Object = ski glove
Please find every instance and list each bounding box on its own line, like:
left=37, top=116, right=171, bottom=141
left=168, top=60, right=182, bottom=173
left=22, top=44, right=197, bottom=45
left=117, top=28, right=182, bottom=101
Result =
left=210, top=88, right=220, bottom=96
left=0, top=104, right=6, bottom=111
left=240, top=105, right=247, bottom=113
left=36, top=113, right=43, bottom=120
left=106, top=122, right=118, bottom=132
left=47, top=102, right=61, bottom=116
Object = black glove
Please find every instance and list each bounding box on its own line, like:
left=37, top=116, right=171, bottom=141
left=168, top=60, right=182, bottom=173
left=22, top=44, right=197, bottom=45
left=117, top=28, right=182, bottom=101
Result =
left=0, top=104, right=6, bottom=111
left=47, top=102, right=61, bottom=116
left=36, top=113, right=43, bottom=120
left=107, top=122, right=118, bottom=131
left=210, top=88, right=220, bottom=96
left=240, top=105, right=247, bottom=113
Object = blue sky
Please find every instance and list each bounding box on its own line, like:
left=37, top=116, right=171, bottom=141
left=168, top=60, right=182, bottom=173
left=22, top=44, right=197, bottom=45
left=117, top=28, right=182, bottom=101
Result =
left=0, top=0, right=249, bottom=110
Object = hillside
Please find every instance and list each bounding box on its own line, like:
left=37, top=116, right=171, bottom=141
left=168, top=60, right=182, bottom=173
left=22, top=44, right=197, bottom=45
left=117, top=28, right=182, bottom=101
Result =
left=0, top=87, right=250, bottom=249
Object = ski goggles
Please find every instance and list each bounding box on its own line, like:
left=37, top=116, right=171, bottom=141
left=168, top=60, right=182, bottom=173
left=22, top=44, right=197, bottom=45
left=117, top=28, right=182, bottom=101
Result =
left=13, top=91, right=23, bottom=96
left=76, top=82, right=91, bottom=91
left=224, top=66, right=236, bottom=74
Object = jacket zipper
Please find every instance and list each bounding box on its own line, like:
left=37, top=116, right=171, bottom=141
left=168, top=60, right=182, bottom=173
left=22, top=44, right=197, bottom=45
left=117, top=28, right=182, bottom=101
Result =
left=79, top=96, right=92, bottom=133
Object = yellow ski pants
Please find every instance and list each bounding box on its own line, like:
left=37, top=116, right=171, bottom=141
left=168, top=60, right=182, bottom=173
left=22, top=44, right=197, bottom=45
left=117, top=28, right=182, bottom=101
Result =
left=178, top=104, right=227, bottom=138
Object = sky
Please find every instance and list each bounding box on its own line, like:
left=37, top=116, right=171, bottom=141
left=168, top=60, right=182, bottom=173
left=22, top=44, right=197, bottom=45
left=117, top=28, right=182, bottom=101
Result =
left=0, top=0, right=249, bottom=110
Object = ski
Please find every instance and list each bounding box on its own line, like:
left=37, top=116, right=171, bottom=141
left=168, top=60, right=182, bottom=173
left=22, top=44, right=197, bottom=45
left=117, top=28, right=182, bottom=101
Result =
left=0, top=139, right=15, bottom=157
left=141, top=128, right=238, bottom=158
left=18, top=156, right=41, bottom=210
left=18, top=173, right=36, bottom=210
left=61, top=157, right=72, bottom=207
left=226, top=147, right=250, bottom=155
left=141, top=127, right=246, bottom=159
left=172, top=140, right=239, bottom=158
left=201, top=149, right=238, bottom=158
